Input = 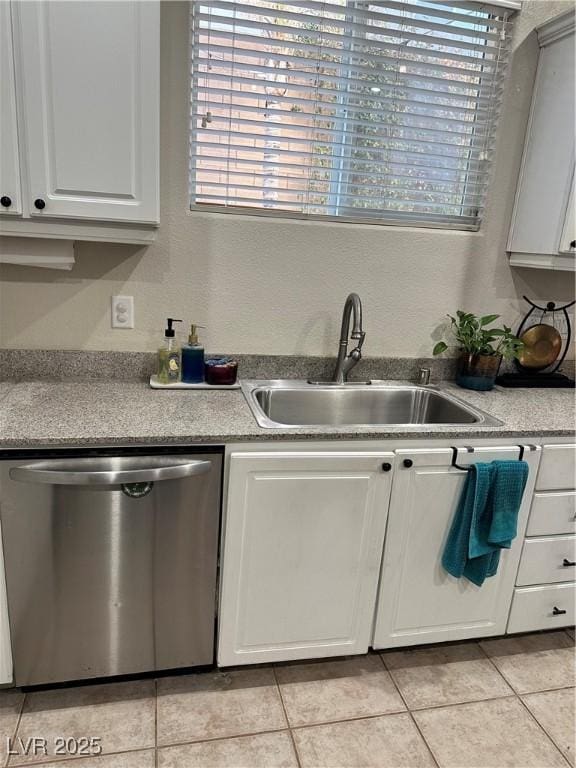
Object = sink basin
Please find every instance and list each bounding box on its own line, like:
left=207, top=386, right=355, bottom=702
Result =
left=241, top=381, right=503, bottom=429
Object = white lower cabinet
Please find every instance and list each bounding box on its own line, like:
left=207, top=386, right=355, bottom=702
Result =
left=372, top=445, right=541, bottom=649
left=217, top=440, right=573, bottom=665
left=217, top=451, right=394, bottom=666
left=507, top=442, right=576, bottom=634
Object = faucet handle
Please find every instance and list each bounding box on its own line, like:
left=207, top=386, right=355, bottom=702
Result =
left=352, top=330, right=366, bottom=349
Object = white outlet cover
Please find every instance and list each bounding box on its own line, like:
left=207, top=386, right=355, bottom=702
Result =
left=111, top=295, right=134, bottom=329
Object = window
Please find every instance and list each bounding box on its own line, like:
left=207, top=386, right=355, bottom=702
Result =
left=190, top=0, right=516, bottom=230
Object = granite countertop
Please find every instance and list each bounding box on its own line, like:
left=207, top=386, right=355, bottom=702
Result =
left=0, top=379, right=573, bottom=449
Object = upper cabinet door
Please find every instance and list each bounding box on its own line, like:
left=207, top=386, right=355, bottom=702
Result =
left=13, top=1, right=159, bottom=224
left=558, top=172, right=575, bottom=255
left=508, top=14, right=574, bottom=266
left=373, top=446, right=541, bottom=650
left=0, top=2, right=22, bottom=216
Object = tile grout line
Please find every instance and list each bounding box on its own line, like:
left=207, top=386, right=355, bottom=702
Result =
left=5, top=692, right=26, bottom=768
left=287, top=707, right=407, bottom=731
left=478, top=642, right=573, bottom=767
left=383, top=644, right=571, bottom=768
left=476, top=640, right=576, bottom=698
left=476, top=640, right=526, bottom=696
left=515, top=693, right=573, bottom=768
left=377, top=651, right=441, bottom=768
left=8, top=744, right=156, bottom=768
left=272, top=666, right=302, bottom=768
left=378, top=648, right=531, bottom=712
left=155, top=726, right=291, bottom=752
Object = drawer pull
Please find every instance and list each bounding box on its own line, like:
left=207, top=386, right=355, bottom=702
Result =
left=552, top=606, right=567, bottom=615
left=562, top=559, right=575, bottom=567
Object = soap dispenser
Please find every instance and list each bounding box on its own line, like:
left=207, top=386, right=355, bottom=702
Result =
left=182, top=324, right=205, bottom=384
left=157, top=318, right=182, bottom=384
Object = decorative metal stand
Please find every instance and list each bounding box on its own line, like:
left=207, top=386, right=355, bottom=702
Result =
left=496, top=296, right=575, bottom=388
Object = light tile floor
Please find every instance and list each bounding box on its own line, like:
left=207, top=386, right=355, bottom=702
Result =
left=0, top=629, right=573, bottom=768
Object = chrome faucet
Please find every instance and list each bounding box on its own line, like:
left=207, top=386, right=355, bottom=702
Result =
left=332, top=293, right=366, bottom=383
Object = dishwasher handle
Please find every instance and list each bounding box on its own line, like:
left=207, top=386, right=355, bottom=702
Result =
left=10, top=457, right=212, bottom=486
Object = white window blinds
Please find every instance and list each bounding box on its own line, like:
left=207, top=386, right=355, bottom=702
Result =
left=190, top=1, right=516, bottom=229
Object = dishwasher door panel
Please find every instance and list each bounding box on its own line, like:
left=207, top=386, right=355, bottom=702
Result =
left=0, top=453, right=222, bottom=686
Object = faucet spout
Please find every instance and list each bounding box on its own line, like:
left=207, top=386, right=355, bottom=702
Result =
left=332, top=293, right=365, bottom=383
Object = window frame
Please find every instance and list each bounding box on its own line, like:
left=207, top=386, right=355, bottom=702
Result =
left=189, top=1, right=515, bottom=232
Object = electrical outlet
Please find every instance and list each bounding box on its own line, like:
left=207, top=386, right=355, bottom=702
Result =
left=111, top=295, right=134, bottom=329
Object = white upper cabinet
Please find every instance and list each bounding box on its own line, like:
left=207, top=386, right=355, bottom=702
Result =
left=373, top=446, right=541, bottom=649
left=558, top=175, right=575, bottom=255
left=508, top=10, right=575, bottom=270
left=0, top=2, right=22, bottom=216
left=1, top=0, right=159, bottom=242
left=218, top=451, right=394, bottom=666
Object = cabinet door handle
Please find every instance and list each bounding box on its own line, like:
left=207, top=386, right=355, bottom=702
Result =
left=0, top=196, right=11, bottom=208
left=34, top=198, right=46, bottom=210
left=552, top=606, right=567, bottom=616
left=381, top=462, right=392, bottom=472
left=562, top=558, right=575, bottom=567
left=403, top=459, right=413, bottom=468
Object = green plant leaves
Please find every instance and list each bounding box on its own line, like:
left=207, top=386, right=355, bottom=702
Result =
left=433, top=341, right=448, bottom=356
left=432, top=310, right=522, bottom=360
left=480, top=314, right=500, bottom=326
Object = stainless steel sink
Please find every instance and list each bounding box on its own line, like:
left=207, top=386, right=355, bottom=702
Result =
left=241, top=380, right=503, bottom=429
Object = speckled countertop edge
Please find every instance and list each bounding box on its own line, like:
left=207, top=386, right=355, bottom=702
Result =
left=0, top=383, right=15, bottom=404
left=0, top=379, right=573, bottom=449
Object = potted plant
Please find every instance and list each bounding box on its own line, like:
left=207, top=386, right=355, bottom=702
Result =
left=433, top=311, right=523, bottom=391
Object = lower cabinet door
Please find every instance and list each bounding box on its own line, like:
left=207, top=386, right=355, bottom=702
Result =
left=373, top=446, right=541, bottom=649
left=218, top=451, right=394, bottom=666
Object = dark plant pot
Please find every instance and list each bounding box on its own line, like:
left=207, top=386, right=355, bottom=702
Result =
left=456, top=352, right=502, bottom=391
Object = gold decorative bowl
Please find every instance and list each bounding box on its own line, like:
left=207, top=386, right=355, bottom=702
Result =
left=517, top=324, right=562, bottom=370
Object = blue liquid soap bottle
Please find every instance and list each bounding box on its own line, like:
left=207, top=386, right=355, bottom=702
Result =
left=181, top=324, right=205, bottom=383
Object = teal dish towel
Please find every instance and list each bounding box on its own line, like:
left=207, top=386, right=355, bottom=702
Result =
left=442, top=460, right=529, bottom=587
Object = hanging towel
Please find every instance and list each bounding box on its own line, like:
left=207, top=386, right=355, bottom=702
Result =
left=442, top=460, right=529, bottom=587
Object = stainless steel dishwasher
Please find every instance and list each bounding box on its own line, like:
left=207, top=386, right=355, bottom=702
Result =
left=0, top=448, right=222, bottom=686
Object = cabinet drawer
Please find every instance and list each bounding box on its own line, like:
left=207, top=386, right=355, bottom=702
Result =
left=536, top=445, right=576, bottom=490
left=527, top=491, right=576, bottom=536
left=508, top=583, right=575, bottom=634
left=516, top=535, right=576, bottom=586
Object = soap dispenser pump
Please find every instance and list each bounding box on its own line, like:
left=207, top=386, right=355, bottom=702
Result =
left=182, top=323, right=205, bottom=384
left=157, top=318, right=183, bottom=384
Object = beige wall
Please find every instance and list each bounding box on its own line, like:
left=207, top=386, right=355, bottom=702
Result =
left=0, top=0, right=574, bottom=356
